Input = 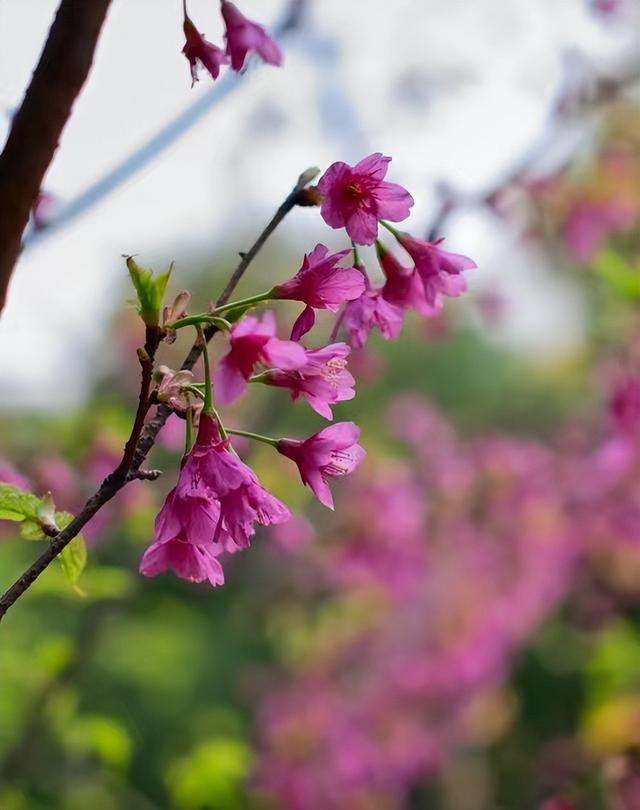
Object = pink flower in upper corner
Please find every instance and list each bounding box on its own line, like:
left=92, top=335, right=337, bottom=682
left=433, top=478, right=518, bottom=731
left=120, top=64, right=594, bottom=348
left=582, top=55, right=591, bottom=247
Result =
left=182, top=17, right=229, bottom=85
left=272, top=244, right=366, bottom=340
left=377, top=241, right=439, bottom=316
left=220, top=0, right=282, bottom=71
left=277, top=422, right=365, bottom=509
left=214, top=311, right=306, bottom=405
left=590, top=0, right=622, bottom=15
left=563, top=199, right=634, bottom=263
left=140, top=414, right=289, bottom=585
left=317, top=153, right=414, bottom=246
left=262, top=343, right=355, bottom=419
left=393, top=232, right=476, bottom=307
left=343, top=289, right=404, bottom=349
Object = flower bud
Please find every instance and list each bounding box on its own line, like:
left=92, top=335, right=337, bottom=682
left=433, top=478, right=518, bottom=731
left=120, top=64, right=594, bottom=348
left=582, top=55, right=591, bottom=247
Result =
left=127, top=256, right=173, bottom=327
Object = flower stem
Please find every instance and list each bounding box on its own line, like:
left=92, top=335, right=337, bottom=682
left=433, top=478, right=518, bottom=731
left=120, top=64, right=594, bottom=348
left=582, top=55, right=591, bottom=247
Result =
left=351, top=241, right=363, bottom=269
left=210, top=290, right=274, bottom=315
left=226, top=428, right=279, bottom=447
left=380, top=220, right=402, bottom=238
left=198, top=326, right=214, bottom=415
left=165, top=313, right=231, bottom=331
left=185, top=403, right=194, bottom=456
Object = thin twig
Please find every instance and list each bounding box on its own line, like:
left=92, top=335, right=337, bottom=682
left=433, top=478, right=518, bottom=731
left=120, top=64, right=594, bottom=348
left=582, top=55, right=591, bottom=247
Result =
left=0, top=171, right=316, bottom=622
left=0, top=0, right=113, bottom=313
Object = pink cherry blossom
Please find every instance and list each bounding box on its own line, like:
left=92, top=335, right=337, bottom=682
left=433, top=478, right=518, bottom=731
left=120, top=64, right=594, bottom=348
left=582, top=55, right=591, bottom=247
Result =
left=277, top=422, right=365, bottom=509
left=261, top=343, right=355, bottom=419
left=343, top=288, right=404, bottom=349
left=140, top=536, right=225, bottom=586
left=195, top=414, right=290, bottom=547
left=214, top=311, right=306, bottom=405
left=317, top=153, right=414, bottom=245
left=394, top=233, right=476, bottom=307
left=182, top=17, right=228, bottom=85
left=220, top=0, right=282, bottom=71
left=377, top=241, right=439, bottom=316
left=273, top=244, right=365, bottom=340
left=140, top=414, right=289, bottom=584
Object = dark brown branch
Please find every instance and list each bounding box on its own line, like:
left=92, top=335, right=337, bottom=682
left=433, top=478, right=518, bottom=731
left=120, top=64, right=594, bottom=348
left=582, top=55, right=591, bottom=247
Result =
left=0, top=170, right=316, bottom=621
left=0, top=0, right=112, bottom=313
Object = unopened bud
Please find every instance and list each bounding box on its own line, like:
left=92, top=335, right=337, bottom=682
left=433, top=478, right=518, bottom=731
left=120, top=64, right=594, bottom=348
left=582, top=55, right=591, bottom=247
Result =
left=163, top=290, right=191, bottom=326
left=127, top=256, right=173, bottom=327
left=297, top=166, right=320, bottom=188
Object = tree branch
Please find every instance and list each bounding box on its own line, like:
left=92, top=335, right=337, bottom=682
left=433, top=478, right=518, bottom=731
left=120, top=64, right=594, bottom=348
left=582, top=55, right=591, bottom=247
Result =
left=0, top=0, right=112, bottom=313
left=0, top=170, right=317, bottom=622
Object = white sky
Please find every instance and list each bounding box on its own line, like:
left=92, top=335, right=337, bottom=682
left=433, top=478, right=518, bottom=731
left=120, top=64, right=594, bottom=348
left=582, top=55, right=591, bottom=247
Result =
left=0, top=0, right=638, bottom=409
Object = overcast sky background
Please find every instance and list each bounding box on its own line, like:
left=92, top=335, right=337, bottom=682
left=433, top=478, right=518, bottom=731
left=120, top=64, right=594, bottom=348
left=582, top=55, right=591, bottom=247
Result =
left=0, top=0, right=638, bottom=408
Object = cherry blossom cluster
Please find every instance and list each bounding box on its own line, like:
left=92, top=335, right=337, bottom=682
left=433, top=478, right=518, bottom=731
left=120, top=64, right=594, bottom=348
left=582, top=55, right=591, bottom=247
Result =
left=135, top=153, right=476, bottom=588
left=182, top=0, right=281, bottom=86
left=253, top=386, right=640, bottom=808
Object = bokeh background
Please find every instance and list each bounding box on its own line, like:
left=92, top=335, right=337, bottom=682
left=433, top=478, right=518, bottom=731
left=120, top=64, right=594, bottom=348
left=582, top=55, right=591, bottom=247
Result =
left=2, top=0, right=640, bottom=807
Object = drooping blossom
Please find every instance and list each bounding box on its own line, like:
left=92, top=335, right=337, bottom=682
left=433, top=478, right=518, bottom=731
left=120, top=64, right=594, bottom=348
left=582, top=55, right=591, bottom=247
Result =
left=272, top=244, right=365, bottom=340
left=277, top=422, right=365, bottom=509
left=317, top=153, right=414, bottom=245
left=261, top=343, right=355, bottom=419
left=182, top=17, right=228, bottom=85
left=140, top=414, right=289, bottom=584
left=220, top=0, right=282, bottom=71
left=214, top=311, right=305, bottom=405
left=140, top=531, right=226, bottom=586
left=377, top=241, right=439, bottom=316
left=392, top=232, right=476, bottom=307
left=343, top=287, right=404, bottom=349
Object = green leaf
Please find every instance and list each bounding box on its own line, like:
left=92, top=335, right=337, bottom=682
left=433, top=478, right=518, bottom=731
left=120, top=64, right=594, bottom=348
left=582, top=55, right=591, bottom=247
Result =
left=223, top=304, right=252, bottom=324
left=595, top=250, right=640, bottom=301
left=20, top=519, right=45, bottom=540
left=126, top=256, right=173, bottom=326
left=0, top=483, right=41, bottom=522
left=56, top=512, right=87, bottom=592
left=59, top=536, right=87, bottom=593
